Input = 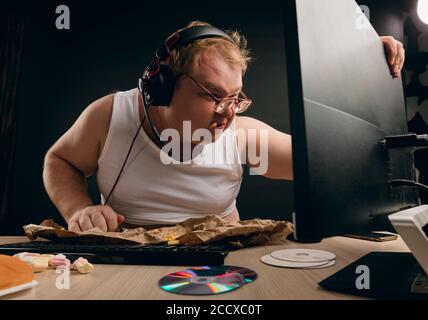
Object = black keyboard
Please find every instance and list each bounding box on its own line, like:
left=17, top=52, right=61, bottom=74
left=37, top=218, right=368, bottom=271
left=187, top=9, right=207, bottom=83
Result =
left=319, top=252, right=428, bottom=299
left=0, top=241, right=229, bottom=266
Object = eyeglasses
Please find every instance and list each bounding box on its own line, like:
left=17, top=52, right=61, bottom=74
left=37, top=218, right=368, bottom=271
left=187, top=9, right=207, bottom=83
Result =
left=186, top=74, right=252, bottom=114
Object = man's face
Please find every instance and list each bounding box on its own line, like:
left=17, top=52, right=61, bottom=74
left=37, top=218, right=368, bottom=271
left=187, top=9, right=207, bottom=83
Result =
left=168, top=48, right=243, bottom=144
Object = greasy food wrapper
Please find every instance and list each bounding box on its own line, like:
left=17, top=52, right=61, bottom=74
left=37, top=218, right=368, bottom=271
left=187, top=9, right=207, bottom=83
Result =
left=23, top=215, right=294, bottom=247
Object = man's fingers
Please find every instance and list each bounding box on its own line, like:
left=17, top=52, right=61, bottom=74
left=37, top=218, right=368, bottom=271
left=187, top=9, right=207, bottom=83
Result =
left=101, top=206, right=119, bottom=231
left=117, top=214, right=126, bottom=225
left=381, top=36, right=405, bottom=77
left=392, top=47, right=405, bottom=78
left=393, top=58, right=401, bottom=77
left=90, top=212, right=108, bottom=232
left=78, top=214, right=94, bottom=231
left=68, top=206, right=124, bottom=232
left=68, top=220, right=82, bottom=232
left=383, top=38, right=405, bottom=78
left=385, top=38, right=397, bottom=66
left=399, top=46, right=405, bottom=70
left=388, top=51, right=397, bottom=66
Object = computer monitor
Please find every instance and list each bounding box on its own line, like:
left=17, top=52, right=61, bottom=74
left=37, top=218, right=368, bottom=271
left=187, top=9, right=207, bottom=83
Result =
left=284, top=0, right=420, bottom=243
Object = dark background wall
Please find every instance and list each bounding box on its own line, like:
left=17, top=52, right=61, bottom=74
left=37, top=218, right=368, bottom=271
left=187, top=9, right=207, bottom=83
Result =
left=2, top=0, right=426, bottom=235
left=1, top=0, right=293, bottom=234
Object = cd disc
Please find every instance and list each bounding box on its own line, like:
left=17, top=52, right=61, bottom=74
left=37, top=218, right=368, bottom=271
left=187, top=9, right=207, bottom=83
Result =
left=261, top=254, right=336, bottom=269
left=270, top=249, right=336, bottom=263
left=159, top=265, right=257, bottom=295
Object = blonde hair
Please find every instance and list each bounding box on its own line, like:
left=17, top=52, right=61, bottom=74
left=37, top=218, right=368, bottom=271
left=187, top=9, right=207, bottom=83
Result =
left=164, top=21, right=252, bottom=76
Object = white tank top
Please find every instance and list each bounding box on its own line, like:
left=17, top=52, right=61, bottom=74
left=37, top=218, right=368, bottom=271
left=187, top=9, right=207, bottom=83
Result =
left=97, top=88, right=243, bottom=225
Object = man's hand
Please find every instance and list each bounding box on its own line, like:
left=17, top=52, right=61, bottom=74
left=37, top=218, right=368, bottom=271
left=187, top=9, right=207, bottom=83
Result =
left=68, top=205, right=125, bottom=232
left=380, top=36, right=405, bottom=79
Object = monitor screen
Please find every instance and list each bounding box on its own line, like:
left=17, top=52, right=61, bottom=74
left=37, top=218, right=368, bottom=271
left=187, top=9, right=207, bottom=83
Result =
left=284, top=0, right=420, bottom=242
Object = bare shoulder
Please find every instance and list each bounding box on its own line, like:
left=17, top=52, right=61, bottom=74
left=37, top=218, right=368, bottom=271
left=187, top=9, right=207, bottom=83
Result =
left=83, top=93, right=115, bottom=134
left=235, top=116, right=270, bottom=130
left=60, top=93, right=115, bottom=153
left=84, top=93, right=115, bottom=147
left=234, top=116, right=272, bottom=157
left=234, top=115, right=291, bottom=143
left=48, top=93, right=115, bottom=177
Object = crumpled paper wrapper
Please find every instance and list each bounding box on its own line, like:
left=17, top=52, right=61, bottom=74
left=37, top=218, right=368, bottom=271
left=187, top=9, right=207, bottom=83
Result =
left=23, top=215, right=294, bottom=248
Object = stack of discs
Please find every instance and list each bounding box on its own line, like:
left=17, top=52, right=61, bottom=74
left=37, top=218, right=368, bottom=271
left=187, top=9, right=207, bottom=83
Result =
left=261, top=249, right=336, bottom=269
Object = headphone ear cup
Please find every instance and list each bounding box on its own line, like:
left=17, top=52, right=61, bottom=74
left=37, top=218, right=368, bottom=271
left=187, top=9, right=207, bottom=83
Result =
left=147, top=65, right=177, bottom=106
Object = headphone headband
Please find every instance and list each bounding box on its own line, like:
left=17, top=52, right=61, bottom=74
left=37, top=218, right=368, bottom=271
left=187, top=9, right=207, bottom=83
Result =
left=155, top=25, right=233, bottom=62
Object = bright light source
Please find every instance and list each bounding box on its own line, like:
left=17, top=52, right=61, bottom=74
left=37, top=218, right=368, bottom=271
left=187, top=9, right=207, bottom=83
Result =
left=417, top=0, right=428, bottom=24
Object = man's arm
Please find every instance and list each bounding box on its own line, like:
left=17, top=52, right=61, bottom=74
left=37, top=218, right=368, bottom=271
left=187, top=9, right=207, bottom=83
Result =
left=43, top=94, right=124, bottom=231
left=43, top=152, right=95, bottom=222
left=235, top=116, right=293, bottom=180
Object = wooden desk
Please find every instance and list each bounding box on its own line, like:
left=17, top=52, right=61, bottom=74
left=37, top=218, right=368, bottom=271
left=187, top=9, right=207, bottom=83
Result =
left=0, top=235, right=410, bottom=300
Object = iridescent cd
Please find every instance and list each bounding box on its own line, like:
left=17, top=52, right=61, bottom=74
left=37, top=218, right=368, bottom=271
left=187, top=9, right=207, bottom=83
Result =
left=158, top=265, right=257, bottom=295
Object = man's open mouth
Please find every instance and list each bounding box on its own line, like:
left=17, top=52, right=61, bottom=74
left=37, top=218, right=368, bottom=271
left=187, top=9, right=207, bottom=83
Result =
left=210, top=120, right=227, bottom=129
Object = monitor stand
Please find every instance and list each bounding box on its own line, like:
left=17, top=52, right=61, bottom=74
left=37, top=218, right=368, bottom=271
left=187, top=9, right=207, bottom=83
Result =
left=319, top=205, right=428, bottom=298
left=319, top=251, right=428, bottom=298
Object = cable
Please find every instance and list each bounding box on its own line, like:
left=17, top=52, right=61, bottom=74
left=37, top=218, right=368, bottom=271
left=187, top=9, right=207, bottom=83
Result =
left=105, top=76, right=163, bottom=205
left=139, top=77, right=166, bottom=149
left=104, top=119, right=144, bottom=205
left=382, top=133, right=428, bottom=149
left=390, top=179, right=428, bottom=193
left=105, top=75, right=167, bottom=207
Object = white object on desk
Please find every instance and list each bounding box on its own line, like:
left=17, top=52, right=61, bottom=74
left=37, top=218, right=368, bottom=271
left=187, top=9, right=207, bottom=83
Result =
left=260, top=248, right=336, bottom=269
left=389, top=204, right=428, bottom=275
left=261, top=254, right=336, bottom=269
left=0, top=280, right=38, bottom=298
left=270, top=248, right=336, bottom=263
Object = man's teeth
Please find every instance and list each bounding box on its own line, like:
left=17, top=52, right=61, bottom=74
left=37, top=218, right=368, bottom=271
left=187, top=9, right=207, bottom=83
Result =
left=210, top=121, right=225, bottom=128
left=210, top=121, right=217, bottom=128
